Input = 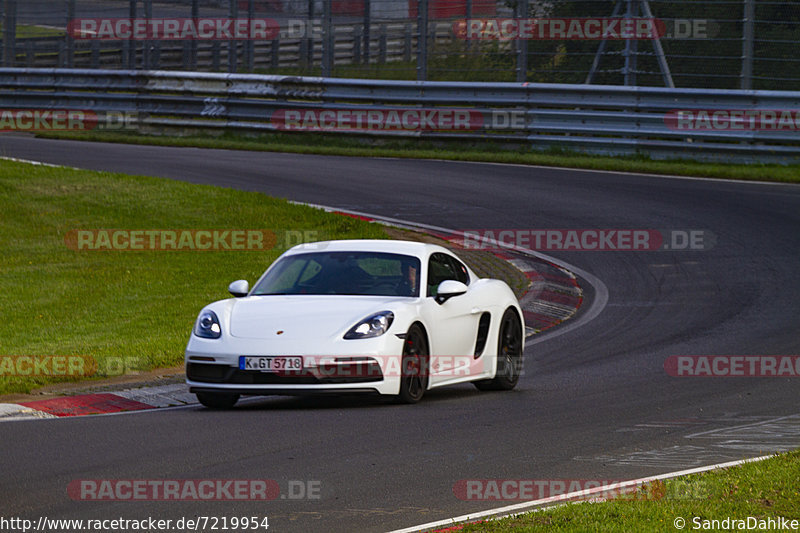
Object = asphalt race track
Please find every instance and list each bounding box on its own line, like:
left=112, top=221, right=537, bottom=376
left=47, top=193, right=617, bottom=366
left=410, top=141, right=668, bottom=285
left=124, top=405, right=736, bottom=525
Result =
left=1, top=135, right=799, bottom=532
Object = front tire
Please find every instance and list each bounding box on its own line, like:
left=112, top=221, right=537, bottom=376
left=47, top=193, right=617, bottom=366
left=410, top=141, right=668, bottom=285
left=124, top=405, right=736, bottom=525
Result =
left=196, top=392, right=240, bottom=409
left=474, top=308, right=523, bottom=391
left=397, top=323, right=429, bottom=404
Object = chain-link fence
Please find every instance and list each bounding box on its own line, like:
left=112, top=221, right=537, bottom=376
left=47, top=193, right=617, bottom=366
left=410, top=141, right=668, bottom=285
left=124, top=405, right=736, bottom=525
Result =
left=0, top=0, right=797, bottom=89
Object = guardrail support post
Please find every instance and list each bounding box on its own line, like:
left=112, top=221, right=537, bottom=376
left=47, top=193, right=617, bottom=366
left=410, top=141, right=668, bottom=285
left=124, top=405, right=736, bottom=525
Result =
left=322, top=0, right=333, bottom=76
left=2, top=0, right=17, bottom=67
left=516, top=0, right=528, bottom=82
left=741, top=0, right=754, bottom=90
left=417, top=0, right=428, bottom=80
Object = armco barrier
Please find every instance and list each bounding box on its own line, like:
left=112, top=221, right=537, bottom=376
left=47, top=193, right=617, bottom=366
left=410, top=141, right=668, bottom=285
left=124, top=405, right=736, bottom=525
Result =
left=0, top=68, right=798, bottom=163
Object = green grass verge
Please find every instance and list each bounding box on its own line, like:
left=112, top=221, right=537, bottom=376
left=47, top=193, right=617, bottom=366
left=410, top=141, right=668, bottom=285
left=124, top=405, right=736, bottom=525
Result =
left=0, top=158, right=387, bottom=394
left=36, top=131, right=800, bottom=184
left=3, top=25, right=65, bottom=38
left=459, top=451, right=800, bottom=532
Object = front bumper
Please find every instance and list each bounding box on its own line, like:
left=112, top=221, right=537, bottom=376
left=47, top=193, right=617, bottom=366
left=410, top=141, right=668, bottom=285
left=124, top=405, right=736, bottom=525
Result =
left=185, top=334, right=406, bottom=396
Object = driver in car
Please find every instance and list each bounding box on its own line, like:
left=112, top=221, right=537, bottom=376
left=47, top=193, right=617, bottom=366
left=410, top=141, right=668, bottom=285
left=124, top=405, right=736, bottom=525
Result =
left=399, top=261, right=418, bottom=297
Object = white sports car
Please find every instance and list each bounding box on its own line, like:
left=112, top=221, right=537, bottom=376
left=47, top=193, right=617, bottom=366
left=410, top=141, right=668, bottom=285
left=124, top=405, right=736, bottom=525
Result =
left=185, top=239, right=524, bottom=407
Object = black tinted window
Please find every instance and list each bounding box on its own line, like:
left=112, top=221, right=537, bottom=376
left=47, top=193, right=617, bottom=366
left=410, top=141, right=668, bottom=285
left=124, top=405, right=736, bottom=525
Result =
left=427, top=252, right=468, bottom=296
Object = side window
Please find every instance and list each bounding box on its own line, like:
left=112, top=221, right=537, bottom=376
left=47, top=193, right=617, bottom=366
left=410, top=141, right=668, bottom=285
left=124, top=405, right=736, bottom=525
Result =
left=427, top=253, right=459, bottom=297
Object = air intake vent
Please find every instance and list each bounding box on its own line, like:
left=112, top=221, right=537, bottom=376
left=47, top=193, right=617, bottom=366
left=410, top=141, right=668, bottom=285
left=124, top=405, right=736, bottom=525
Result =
left=474, top=312, right=491, bottom=357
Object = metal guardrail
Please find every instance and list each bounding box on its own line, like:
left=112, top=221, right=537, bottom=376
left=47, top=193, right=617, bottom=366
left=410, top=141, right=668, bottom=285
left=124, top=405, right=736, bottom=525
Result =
left=1, top=68, right=798, bottom=163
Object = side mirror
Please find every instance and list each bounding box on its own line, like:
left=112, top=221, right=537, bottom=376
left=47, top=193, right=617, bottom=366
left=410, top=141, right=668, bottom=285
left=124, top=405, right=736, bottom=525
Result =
left=435, top=280, right=468, bottom=305
left=228, top=279, right=249, bottom=297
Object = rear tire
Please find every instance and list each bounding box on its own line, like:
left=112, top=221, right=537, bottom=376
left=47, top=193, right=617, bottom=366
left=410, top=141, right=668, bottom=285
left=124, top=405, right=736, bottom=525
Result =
left=196, top=392, right=240, bottom=409
left=474, top=308, right=523, bottom=391
left=396, top=324, right=429, bottom=404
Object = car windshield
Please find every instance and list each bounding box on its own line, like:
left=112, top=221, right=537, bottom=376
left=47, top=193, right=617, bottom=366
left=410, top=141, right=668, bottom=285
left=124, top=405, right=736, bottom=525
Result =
left=251, top=251, right=421, bottom=297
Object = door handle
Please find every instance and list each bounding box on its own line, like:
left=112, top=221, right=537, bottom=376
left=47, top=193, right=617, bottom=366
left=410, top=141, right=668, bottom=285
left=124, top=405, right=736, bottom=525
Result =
left=471, top=307, right=481, bottom=314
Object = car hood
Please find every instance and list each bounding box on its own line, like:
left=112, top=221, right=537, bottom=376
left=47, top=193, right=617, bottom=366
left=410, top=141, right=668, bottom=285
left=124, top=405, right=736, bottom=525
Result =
left=228, top=295, right=405, bottom=340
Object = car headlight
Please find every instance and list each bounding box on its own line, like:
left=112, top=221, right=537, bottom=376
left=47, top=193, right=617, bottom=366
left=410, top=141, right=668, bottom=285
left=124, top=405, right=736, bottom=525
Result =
left=194, top=310, right=222, bottom=339
left=344, top=311, right=394, bottom=340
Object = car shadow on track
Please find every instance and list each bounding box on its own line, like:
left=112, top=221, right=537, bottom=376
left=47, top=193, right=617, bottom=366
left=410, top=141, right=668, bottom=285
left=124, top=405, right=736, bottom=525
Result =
left=208, top=385, right=521, bottom=411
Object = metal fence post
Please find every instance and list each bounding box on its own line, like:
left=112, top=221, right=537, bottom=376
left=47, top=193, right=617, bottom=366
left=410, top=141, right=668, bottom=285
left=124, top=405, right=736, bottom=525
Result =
left=640, top=0, right=674, bottom=88
left=622, top=0, right=637, bottom=86
left=143, top=0, right=152, bottom=69
left=516, top=0, right=528, bottom=82
left=245, top=0, right=255, bottom=72
left=66, top=0, right=75, bottom=67
left=270, top=37, right=278, bottom=68
left=2, top=0, right=17, bottom=67
left=212, top=41, right=221, bottom=71
left=417, top=0, right=428, bottom=80
left=378, top=24, right=386, bottom=64
left=0, top=0, right=3, bottom=65
left=90, top=39, right=100, bottom=68
left=191, top=0, right=199, bottom=69
left=404, top=23, right=412, bottom=63
left=741, top=0, right=754, bottom=90
left=228, top=0, right=238, bottom=73
left=322, top=0, right=333, bottom=76
left=465, top=0, right=472, bottom=51
left=25, top=40, right=33, bottom=67
left=127, top=0, right=137, bottom=68
left=306, top=0, right=315, bottom=68
left=353, top=25, right=362, bottom=64
left=363, top=0, right=370, bottom=64
left=182, top=40, right=191, bottom=69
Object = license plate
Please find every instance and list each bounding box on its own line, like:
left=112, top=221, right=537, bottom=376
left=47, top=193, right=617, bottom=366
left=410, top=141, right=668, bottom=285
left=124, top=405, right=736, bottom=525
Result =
left=239, top=356, right=303, bottom=372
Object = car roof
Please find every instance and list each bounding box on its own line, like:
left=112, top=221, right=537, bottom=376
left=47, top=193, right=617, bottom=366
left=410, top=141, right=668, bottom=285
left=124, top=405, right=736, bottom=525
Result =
left=284, top=239, right=452, bottom=259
